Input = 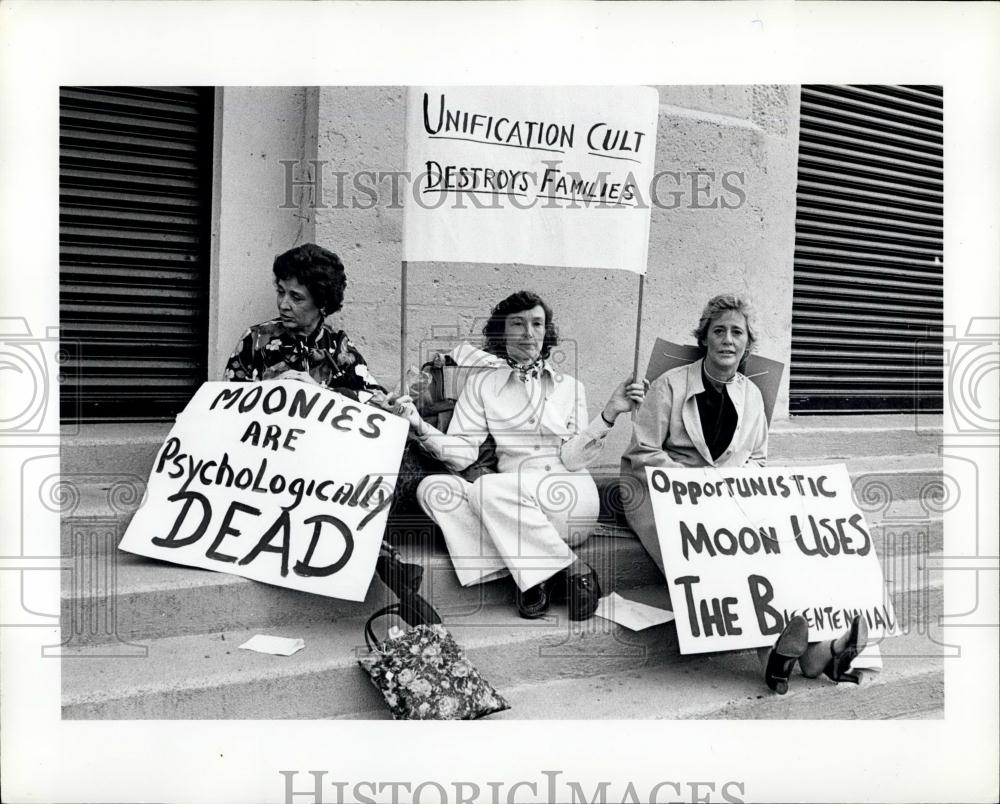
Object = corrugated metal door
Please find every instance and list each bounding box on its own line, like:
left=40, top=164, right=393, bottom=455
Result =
left=60, top=86, right=215, bottom=421
left=790, top=85, right=943, bottom=414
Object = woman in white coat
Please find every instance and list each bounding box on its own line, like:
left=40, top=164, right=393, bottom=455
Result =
left=397, top=291, right=646, bottom=621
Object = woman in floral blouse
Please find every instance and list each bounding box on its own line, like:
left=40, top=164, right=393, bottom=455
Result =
left=224, top=242, right=423, bottom=608
left=224, top=243, right=385, bottom=398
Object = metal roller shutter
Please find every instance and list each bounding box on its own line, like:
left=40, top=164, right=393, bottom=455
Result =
left=790, top=85, right=943, bottom=414
left=60, top=86, right=215, bottom=422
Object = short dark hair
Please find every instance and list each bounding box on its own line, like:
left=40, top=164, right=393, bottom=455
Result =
left=481, top=290, right=558, bottom=360
left=272, top=243, right=346, bottom=315
left=692, top=293, right=758, bottom=362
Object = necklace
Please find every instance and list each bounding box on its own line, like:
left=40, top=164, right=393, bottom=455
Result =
left=703, top=364, right=738, bottom=385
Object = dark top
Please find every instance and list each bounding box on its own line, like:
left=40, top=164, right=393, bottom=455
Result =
left=224, top=318, right=386, bottom=397
left=696, top=365, right=738, bottom=461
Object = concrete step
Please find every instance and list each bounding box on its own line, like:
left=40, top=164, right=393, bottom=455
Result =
left=61, top=520, right=942, bottom=646
left=59, top=535, right=662, bottom=646
left=60, top=416, right=944, bottom=479
left=489, top=627, right=943, bottom=721
left=61, top=423, right=171, bottom=478
left=62, top=577, right=943, bottom=720
left=62, top=594, right=673, bottom=719
left=767, top=414, right=941, bottom=463
left=60, top=452, right=944, bottom=558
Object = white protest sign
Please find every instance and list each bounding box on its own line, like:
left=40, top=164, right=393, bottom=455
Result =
left=646, top=464, right=898, bottom=654
left=119, top=381, right=409, bottom=601
left=403, top=86, right=659, bottom=273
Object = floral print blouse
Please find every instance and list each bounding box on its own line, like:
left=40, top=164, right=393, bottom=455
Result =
left=224, top=318, right=385, bottom=396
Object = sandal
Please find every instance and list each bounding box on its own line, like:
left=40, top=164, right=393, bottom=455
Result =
left=764, top=615, right=809, bottom=694
left=824, top=615, right=868, bottom=684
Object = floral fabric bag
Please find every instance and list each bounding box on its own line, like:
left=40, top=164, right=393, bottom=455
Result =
left=358, top=603, right=511, bottom=720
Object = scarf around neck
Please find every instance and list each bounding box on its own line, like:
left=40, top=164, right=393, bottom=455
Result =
left=505, top=355, right=544, bottom=383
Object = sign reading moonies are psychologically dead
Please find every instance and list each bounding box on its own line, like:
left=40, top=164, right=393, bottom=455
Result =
left=646, top=464, right=898, bottom=654
left=403, top=86, right=660, bottom=273
left=119, top=381, right=409, bottom=601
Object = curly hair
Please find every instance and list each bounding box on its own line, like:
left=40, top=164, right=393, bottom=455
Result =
left=481, top=290, right=558, bottom=360
left=272, top=243, right=347, bottom=315
left=691, top=293, right=758, bottom=363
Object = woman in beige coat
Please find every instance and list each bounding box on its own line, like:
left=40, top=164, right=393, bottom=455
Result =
left=621, top=294, right=867, bottom=694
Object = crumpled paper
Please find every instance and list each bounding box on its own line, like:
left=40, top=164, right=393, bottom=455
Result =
left=238, top=635, right=305, bottom=656
left=594, top=592, right=675, bottom=631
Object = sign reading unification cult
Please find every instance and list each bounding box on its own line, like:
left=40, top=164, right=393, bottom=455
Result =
left=403, top=86, right=660, bottom=272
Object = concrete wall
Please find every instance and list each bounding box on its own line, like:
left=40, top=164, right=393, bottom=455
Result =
left=67, top=87, right=800, bottom=474
left=208, top=86, right=315, bottom=378
left=200, top=86, right=799, bottom=462
left=308, top=85, right=800, bottom=463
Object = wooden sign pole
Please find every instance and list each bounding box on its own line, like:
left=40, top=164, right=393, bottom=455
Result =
left=400, top=260, right=408, bottom=394
left=632, top=272, right=646, bottom=383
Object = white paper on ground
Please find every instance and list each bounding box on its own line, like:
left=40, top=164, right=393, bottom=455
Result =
left=238, top=635, right=305, bottom=657
left=594, top=592, right=675, bottom=631
left=851, top=642, right=883, bottom=671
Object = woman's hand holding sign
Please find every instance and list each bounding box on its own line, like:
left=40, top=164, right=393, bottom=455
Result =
left=601, top=377, right=649, bottom=424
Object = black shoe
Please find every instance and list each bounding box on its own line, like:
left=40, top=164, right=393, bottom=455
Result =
left=515, top=580, right=552, bottom=619
left=764, top=615, right=809, bottom=694
left=376, top=550, right=424, bottom=598
left=396, top=589, right=442, bottom=627
left=824, top=615, right=868, bottom=684
left=562, top=562, right=602, bottom=621
left=375, top=545, right=439, bottom=627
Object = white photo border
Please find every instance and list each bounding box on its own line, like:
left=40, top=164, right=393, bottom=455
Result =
left=1, top=2, right=998, bottom=803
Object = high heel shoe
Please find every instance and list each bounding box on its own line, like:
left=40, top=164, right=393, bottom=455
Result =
left=824, top=615, right=868, bottom=684
left=375, top=544, right=440, bottom=627
left=395, top=589, right=442, bottom=627
left=375, top=545, right=424, bottom=597
left=764, top=615, right=809, bottom=694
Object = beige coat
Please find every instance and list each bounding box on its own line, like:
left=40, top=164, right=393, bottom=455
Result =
left=620, top=358, right=768, bottom=573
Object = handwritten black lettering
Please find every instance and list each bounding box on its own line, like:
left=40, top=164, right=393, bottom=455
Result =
left=293, top=514, right=354, bottom=578
left=205, top=501, right=261, bottom=563
left=152, top=490, right=212, bottom=548
left=238, top=509, right=292, bottom=576
left=747, top=574, right=783, bottom=636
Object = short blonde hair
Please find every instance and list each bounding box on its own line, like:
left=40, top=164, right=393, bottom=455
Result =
left=692, top=294, right=758, bottom=359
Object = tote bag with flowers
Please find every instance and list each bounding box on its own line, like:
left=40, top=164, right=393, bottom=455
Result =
left=358, top=604, right=510, bottom=720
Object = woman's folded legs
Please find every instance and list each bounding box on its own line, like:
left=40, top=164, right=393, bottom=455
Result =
left=470, top=472, right=597, bottom=592
left=416, top=474, right=510, bottom=587
left=416, top=470, right=601, bottom=593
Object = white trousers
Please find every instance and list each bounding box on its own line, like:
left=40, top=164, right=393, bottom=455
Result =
left=416, top=471, right=601, bottom=591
